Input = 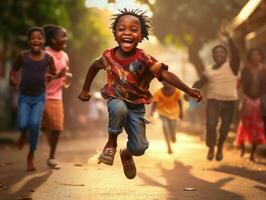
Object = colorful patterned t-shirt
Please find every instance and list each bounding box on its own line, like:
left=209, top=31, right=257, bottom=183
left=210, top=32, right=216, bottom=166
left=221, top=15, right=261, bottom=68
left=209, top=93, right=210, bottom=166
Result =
left=95, top=47, right=168, bottom=104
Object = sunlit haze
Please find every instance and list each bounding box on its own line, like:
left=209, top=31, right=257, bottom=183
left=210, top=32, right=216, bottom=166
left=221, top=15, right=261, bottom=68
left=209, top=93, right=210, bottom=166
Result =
left=85, top=0, right=153, bottom=16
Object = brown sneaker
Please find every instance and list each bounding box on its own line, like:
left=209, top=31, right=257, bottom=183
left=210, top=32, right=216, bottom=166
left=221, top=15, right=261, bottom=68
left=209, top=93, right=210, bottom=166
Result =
left=98, top=147, right=116, bottom=165
left=120, top=148, right=136, bottom=179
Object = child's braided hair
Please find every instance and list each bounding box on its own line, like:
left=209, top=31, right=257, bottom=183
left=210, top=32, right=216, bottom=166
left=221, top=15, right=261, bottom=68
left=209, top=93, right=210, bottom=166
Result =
left=111, top=8, right=151, bottom=40
left=43, top=24, right=63, bottom=46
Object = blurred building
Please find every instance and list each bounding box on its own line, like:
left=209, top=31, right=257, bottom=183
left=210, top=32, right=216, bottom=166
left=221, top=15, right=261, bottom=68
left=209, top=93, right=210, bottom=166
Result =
left=229, top=0, right=266, bottom=54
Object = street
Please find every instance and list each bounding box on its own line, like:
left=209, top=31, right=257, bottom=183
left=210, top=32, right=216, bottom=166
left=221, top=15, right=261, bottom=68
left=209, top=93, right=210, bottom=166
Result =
left=0, top=122, right=266, bottom=200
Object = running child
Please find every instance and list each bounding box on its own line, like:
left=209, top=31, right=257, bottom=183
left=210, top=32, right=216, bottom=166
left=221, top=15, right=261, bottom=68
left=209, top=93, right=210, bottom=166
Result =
left=235, top=48, right=266, bottom=161
left=78, top=9, right=202, bottom=179
left=42, top=24, right=72, bottom=169
left=150, top=81, right=183, bottom=154
left=9, top=26, right=56, bottom=171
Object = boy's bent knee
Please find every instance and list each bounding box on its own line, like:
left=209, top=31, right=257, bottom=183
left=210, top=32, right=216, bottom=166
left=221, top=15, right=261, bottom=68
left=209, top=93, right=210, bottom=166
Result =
left=127, top=143, right=149, bottom=156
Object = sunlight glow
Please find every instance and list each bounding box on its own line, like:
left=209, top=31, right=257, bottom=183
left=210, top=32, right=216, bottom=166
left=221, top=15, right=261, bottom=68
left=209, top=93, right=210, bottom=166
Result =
left=232, top=0, right=262, bottom=29
left=85, top=0, right=153, bottom=16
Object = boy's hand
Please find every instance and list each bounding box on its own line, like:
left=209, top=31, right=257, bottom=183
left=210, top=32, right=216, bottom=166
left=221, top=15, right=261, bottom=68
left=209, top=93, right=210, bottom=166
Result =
left=64, top=72, right=73, bottom=88
left=187, top=88, right=202, bottom=102
left=46, top=73, right=55, bottom=82
left=9, top=76, right=19, bottom=87
left=57, top=68, right=67, bottom=78
left=78, top=90, right=92, bottom=101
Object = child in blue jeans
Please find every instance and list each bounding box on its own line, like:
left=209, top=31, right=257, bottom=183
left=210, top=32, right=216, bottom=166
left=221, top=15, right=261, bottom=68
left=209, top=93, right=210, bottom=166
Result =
left=9, top=26, right=56, bottom=171
left=78, top=9, right=202, bottom=179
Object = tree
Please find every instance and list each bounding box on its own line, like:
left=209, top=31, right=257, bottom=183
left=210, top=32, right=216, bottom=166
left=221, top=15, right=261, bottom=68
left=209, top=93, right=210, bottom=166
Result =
left=142, top=0, right=246, bottom=76
left=0, top=0, right=111, bottom=129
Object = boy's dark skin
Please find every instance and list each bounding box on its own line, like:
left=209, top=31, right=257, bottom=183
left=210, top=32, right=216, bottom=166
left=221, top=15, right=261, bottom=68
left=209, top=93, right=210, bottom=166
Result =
left=193, top=32, right=240, bottom=88
left=42, top=27, right=72, bottom=168
left=79, top=14, right=202, bottom=165
left=193, top=31, right=240, bottom=161
left=10, top=30, right=56, bottom=171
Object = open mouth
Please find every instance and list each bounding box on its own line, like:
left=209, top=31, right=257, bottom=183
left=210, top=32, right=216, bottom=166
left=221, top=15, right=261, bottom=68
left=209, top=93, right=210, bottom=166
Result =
left=121, top=38, right=134, bottom=49
left=33, top=43, right=41, bottom=48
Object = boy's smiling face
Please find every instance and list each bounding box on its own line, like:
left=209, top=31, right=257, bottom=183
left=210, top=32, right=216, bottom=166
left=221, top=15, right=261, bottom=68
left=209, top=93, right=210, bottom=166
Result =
left=28, top=31, right=45, bottom=53
left=114, top=14, right=142, bottom=55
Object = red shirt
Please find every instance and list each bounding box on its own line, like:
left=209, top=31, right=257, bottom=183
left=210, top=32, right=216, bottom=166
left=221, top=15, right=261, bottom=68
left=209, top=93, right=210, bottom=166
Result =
left=96, top=47, right=168, bottom=104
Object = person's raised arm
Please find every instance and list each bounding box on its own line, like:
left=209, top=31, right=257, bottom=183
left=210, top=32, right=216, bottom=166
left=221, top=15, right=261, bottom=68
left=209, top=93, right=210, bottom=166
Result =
left=193, top=75, right=207, bottom=89
left=9, top=52, right=23, bottom=87
left=78, top=60, right=101, bottom=101
left=221, top=31, right=240, bottom=75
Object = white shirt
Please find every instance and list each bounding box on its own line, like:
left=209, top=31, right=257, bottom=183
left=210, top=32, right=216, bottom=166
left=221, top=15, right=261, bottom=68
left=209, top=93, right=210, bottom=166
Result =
left=204, top=62, right=238, bottom=101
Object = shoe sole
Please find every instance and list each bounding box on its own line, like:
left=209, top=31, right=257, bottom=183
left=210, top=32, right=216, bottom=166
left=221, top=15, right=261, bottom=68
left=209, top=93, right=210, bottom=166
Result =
left=98, top=154, right=115, bottom=165
left=119, top=149, right=136, bottom=179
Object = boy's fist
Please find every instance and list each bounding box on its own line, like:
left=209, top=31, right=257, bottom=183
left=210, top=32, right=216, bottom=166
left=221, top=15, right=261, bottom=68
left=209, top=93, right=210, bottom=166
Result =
left=9, top=76, right=19, bottom=87
left=78, top=90, right=92, bottom=101
left=187, top=88, right=202, bottom=102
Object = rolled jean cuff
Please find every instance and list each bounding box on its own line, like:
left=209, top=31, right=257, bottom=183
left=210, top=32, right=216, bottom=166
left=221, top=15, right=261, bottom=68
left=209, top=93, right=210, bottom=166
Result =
left=108, top=127, right=123, bottom=135
left=127, top=142, right=149, bottom=156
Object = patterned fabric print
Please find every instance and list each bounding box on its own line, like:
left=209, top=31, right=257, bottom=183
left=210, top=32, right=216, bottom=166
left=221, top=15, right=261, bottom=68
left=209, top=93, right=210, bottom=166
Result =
left=98, top=48, right=162, bottom=104
left=235, top=97, right=266, bottom=145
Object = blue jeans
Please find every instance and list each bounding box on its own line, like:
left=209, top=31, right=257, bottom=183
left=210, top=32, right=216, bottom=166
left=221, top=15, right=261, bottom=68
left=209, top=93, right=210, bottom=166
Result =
left=206, top=99, right=235, bottom=148
left=18, top=93, right=45, bottom=152
left=107, top=98, right=149, bottom=156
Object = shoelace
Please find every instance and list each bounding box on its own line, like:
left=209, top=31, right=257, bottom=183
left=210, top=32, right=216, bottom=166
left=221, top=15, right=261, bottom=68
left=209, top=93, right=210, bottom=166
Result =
left=104, top=148, right=115, bottom=156
left=123, top=158, right=135, bottom=170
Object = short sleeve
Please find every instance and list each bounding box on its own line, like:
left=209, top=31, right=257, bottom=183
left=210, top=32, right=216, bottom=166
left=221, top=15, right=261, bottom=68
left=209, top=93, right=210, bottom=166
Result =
left=150, top=63, right=169, bottom=81
left=152, top=90, right=161, bottom=103
left=175, top=90, right=181, bottom=101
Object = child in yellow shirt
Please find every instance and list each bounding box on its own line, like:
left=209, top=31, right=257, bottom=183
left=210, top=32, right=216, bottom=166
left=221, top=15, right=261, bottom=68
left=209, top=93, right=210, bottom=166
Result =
left=150, top=82, right=183, bottom=154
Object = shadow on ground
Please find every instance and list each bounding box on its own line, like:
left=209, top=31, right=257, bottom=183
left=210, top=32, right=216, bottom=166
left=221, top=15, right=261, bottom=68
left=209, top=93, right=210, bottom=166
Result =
left=138, top=160, right=244, bottom=200
left=212, top=165, right=266, bottom=185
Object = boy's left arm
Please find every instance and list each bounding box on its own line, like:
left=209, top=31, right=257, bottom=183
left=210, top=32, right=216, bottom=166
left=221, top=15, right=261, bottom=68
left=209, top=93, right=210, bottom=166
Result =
left=47, top=55, right=57, bottom=82
left=160, top=69, right=202, bottom=101
left=178, top=99, right=183, bottom=119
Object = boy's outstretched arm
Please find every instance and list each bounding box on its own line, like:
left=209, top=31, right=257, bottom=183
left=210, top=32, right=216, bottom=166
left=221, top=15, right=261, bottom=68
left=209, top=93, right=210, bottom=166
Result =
left=78, top=60, right=101, bottom=101
left=9, top=52, right=23, bottom=87
left=160, top=69, right=202, bottom=102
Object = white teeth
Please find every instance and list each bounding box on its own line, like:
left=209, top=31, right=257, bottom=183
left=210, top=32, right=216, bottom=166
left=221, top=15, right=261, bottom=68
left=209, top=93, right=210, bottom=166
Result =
left=122, top=38, right=132, bottom=42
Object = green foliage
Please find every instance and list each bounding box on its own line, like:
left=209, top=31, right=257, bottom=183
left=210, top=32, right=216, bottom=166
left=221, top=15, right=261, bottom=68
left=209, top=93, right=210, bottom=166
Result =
left=151, top=0, right=247, bottom=48
left=0, top=0, right=69, bottom=47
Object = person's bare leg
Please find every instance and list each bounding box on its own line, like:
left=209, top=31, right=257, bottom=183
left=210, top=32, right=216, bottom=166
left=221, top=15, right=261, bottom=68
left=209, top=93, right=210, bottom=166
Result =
left=250, top=144, right=257, bottom=162
left=27, top=151, right=36, bottom=171
left=49, top=131, right=60, bottom=159
left=104, top=134, right=118, bottom=149
left=17, top=130, right=27, bottom=149
left=240, top=143, right=245, bottom=157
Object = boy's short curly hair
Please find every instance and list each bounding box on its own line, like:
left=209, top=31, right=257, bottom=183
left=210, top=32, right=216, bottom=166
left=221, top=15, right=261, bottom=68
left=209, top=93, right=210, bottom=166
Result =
left=27, top=26, right=45, bottom=39
left=111, top=8, right=151, bottom=40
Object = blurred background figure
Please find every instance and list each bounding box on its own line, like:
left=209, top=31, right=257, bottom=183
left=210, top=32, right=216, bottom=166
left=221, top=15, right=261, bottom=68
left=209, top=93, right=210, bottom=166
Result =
left=150, top=82, right=183, bottom=154
left=87, top=92, right=107, bottom=136
left=193, top=31, right=240, bottom=161
left=235, top=48, right=266, bottom=162
left=41, top=24, right=72, bottom=170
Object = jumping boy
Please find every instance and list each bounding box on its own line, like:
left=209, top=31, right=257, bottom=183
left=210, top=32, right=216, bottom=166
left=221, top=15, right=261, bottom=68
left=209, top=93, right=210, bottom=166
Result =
left=78, top=9, right=202, bottom=179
